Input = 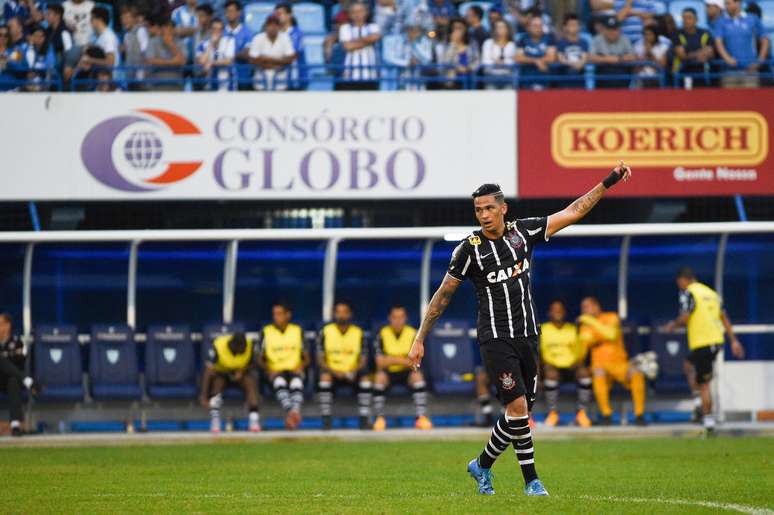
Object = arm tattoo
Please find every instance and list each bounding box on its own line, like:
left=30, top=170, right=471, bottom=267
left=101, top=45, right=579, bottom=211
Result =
left=416, top=278, right=459, bottom=341
left=568, top=184, right=606, bottom=217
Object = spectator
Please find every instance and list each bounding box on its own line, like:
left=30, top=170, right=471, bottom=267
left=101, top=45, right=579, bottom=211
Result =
left=515, top=15, right=556, bottom=90
left=556, top=13, right=588, bottom=88
left=192, top=3, right=214, bottom=90
left=120, top=5, right=149, bottom=90
left=247, top=14, right=295, bottom=90
left=614, top=0, right=656, bottom=44
left=4, top=17, right=29, bottom=84
left=276, top=3, right=306, bottom=91
left=338, top=2, right=381, bottom=90
left=487, top=6, right=503, bottom=31
left=45, top=4, right=74, bottom=75
left=23, top=24, right=54, bottom=88
left=705, top=0, right=723, bottom=32
left=481, top=18, right=516, bottom=89
left=172, top=0, right=198, bottom=64
left=714, top=0, right=768, bottom=87
left=145, top=16, right=186, bottom=91
left=429, top=0, right=455, bottom=32
left=0, top=25, right=13, bottom=90
left=79, top=6, right=119, bottom=72
left=0, top=313, right=37, bottom=437
left=375, top=0, right=398, bottom=34
left=4, top=0, right=45, bottom=29
left=223, top=0, right=253, bottom=90
left=62, top=0, right=95, bottom=48
left=589, top=16, right=636, bottom=88
left=196, top=17, right=235, bottom=90
left=93, top=65, right=119, bottom=91
left=672, top=7, right=714, bottom=87
left=466, top=5, right=489, bottom=53
left=436, top=17, right=478, bottom=89
left=324, top=9, right=348, bottom=68
left=633, top=24, right=668, bottom=86
left=383, top=20, right=433, bottom=90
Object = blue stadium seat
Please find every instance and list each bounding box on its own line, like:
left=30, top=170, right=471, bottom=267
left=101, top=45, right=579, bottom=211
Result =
left=293, top=2, right=326, bottom=34
left=303, top=35, right=325, bottom=65
left=33, top=325, right=84, bottom=401
left=652, top=0, right=668, bottom=14
left=649, top=323, right=690, bottom=394
left=759, top=0, right=774, bottom=30
left=426, top=320, right=476, bottom=395
left=669, top=0, right=707, bottom=28
left=201, top=323, right=246, bottom=400
left=89, top=324, right=142, bottom=400
left=244, top=2, right=275, bottom=34
left=621, top=319, right=643, bottom=357
left=145, top=325, right=197, bottom=399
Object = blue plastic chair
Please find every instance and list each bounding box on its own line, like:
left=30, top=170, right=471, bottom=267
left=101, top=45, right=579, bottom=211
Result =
left=89, top=324, right=142, bottom=400
left=145, top=325, right=197, bottom=399
left=293, top=2, right=326, bottom=34
left=34, top=325, right=84, bottom=401
left=244, top=2, right=275, bottom=33
left=425, top=320, right=476, bottom=395
left=669, top=0, right=707, bottom=28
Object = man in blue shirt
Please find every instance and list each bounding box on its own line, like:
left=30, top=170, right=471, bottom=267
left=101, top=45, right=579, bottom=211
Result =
left=516, top=15, right=556, bottom=89
left=614, top=0, right=656, bottom=44
left=672, top=7, right=714, bottom=85
left=224, top=0, right=254, bottom=89
left=276, top=2, right=307, bottom=90
left=556, top=13, right=588, bottom=88
left=714, top=0, right=768, bottom=73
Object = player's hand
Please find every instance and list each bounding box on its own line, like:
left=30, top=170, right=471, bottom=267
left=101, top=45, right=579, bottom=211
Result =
left=731, top=338, right=745, bottom=359
left=408, top=339, right=424, bottom=371
left=602, top=160, right=632, bottom=189
left=232, top=370, right=245, bottom=382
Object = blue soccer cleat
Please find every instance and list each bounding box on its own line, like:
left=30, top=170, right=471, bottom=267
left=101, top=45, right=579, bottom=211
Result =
left=524, top=478, right=549, bottom=496
left=467, top=458, right=495, bottom=495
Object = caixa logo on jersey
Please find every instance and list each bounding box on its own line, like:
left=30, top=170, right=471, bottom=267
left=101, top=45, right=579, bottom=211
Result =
left=81, top=109, right=203, bottom=192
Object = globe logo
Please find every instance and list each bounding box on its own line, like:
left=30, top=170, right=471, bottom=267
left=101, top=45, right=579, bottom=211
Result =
left=123, top=131, right=163, bottom=170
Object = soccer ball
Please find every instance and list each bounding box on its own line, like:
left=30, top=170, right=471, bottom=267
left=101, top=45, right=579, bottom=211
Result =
left=633, top=351, right=659, bottom=380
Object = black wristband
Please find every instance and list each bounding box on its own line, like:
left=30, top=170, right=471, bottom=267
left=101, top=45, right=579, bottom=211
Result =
left=602, top=169, right=621, bottom=189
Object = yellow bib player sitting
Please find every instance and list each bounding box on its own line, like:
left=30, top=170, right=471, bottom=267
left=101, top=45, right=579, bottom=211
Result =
left=539, top=300, right=592, bottom=428
left=372, top=305, right=432, bottom=431
left=578, top=297, right=647, bottom=426
left=317, top=301, right=372, bottom=430
left=258, top=302, right=310, bottom=431
left=199, top=332, right=261, bottom=433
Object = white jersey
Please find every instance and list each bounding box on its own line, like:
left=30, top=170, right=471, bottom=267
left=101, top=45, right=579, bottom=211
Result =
left=339, top=22, right=380, bottom=81
left=248, top=31, right=295, bottom=90
left=95, top=27, right=121, bottom=67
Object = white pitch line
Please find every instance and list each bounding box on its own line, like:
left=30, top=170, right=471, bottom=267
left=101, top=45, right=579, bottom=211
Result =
left=579, top=495, right=774, bottom=515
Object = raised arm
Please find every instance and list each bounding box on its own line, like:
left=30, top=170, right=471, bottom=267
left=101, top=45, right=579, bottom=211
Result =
left=407, top=274, right=462, bottom=369
left=546, top=161, right=632, bottom=238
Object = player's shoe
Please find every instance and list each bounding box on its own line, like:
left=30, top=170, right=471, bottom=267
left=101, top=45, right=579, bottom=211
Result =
left=415, top=416, right=433, bottom=430
left=359, top=416, right=372, bottom=430
left=373, top=416, right=387, bottom=432
left=467, top=458, right=495, bottom=495
left=285, top=410, right=302, bottom=430
left=544, top=410, right=559, bottom=427
left=598, top=414, right=613, bottom=426
left=634, top=415, right=648, bottom=427
left=524, top=479, right=549, bottom=496
left=575, top=409, right=592, bottom=428
left=692, top=406, right=703, bottom=424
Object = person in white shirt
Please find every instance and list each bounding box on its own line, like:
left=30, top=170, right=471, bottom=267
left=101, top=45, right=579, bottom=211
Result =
left=338, top=1, right=381, bottom=89
left=196, top=17, right=235, bottom=90
left=481, top=19, right=517, bottom=88
left=78, top=6, right=119, bottom=71
left=633, top=23, right=668, bottom=86
left=247, top=14, right=295, bottom=90
left=172, top=0, right=198, bottom=63
left=62, top=0, right=95, bottom=47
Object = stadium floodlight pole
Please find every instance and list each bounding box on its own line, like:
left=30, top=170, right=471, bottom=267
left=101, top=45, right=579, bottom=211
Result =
left=222, top=240, right=239, bottom=324
left=322, top=238, right=341, bottom=322
left=22, top=243, right=34, bottom=341
left=713, top=233, right=729, bottom=424
left=618, top=236, right=631, bottom=319
left=420, top=239, right=436, bottom=317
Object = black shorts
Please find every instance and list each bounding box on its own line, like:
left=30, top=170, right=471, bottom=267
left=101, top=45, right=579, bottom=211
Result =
left=385, top=369, right=412, bottom=386
left=479, top=336, right=539, bottom=408
left=687, top=345, right=721, bottom=384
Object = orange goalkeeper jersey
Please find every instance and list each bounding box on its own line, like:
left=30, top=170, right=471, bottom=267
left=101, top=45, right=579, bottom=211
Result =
left=579, top=312, right=627, bottom=368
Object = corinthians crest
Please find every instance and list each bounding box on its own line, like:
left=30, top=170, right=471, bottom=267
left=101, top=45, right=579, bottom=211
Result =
left=499, top=372, right=516, bottom=390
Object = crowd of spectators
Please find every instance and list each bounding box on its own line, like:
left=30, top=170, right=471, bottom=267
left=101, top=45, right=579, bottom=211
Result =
left=0, top=0, right=771, bottom=91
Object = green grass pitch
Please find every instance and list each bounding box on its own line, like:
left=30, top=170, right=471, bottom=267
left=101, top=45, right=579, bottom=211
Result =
left=1, top=436, right=772, bottom=514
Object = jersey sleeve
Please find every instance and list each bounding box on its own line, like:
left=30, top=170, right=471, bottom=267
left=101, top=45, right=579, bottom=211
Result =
left=517, top=216, right=550, bottom=245
left=447, top=241, right=472, bottom=281
left=679, top=290, right=696, bottom=314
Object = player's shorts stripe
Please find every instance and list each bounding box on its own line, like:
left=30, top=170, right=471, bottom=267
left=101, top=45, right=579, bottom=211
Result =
left=474, top=244, right=484, bottom=271
left=461, top=255, right=471, bottom=276
left=517, top=278, right=528, bottom=337
left=488, top=240, right=501, bottom=266
left=485, top=286, right=498, bottom=339
left=501, top=283, right=514, bottom=338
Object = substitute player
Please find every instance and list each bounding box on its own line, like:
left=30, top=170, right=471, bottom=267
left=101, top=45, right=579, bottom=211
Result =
left=372, top=305, right=432, bottom=431
left=663, top=267, right=744, bottom=432
left=540, top=300, right=592, bottom=428
left=200, top=332, right=261, bottom=433
left=258, top=302, right=310, bottom=430
left=408, top=162, right=632, bottom=497
left=578, top=297, right=647, bottom=426
left=317, top=301, right=372, bottom=430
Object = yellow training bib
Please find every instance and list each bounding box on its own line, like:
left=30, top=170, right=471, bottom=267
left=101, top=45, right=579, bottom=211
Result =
left=262, top=323, right=303, bottom=372
left=379, top=325, right=417, bottom=372
left=540, top=322, right=581, bottom=368
left=212, top=335, right=253, bottom=374
left=686, top=282, right=725, bottom=350
left=322, top=323, right=363, bottom=373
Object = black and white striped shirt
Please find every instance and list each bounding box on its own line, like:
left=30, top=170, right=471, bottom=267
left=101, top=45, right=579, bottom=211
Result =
left=447, top=217, right=549, bottom=342
left=339, top=22, right=381, bottom=80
